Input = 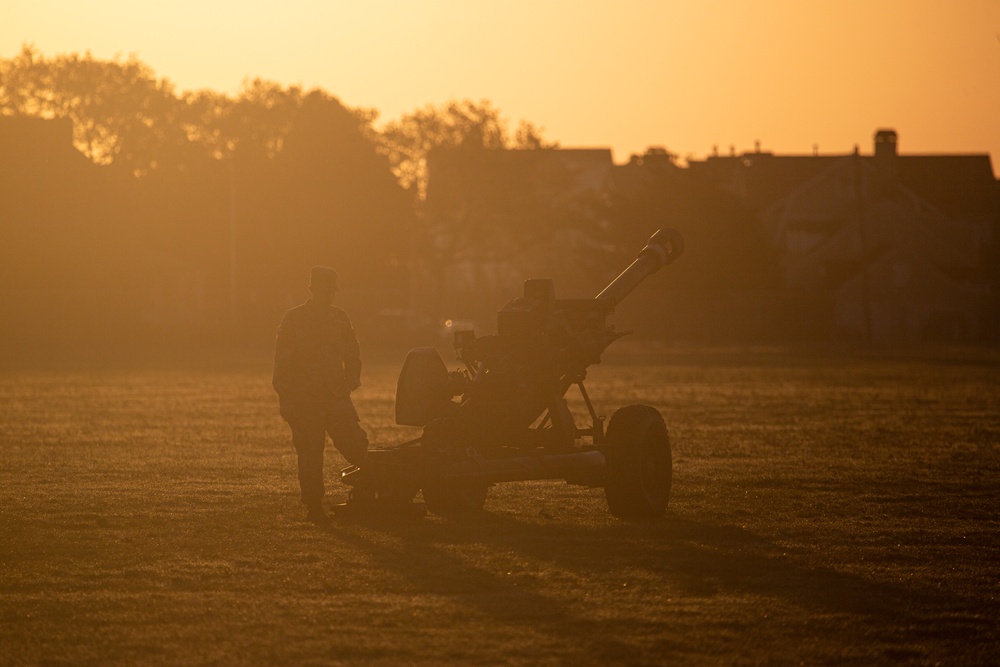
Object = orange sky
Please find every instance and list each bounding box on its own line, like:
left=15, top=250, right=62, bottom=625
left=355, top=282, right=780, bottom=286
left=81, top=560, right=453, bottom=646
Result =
left=3, top=0, right=999, bottom=173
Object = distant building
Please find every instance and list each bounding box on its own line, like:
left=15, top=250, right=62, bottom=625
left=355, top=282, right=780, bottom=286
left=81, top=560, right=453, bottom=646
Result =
left=0, top=111, right=416, bottom=354
left=688, top=130, right=998, bottom=343
left=0, top=115, right=229, bottom=346
left=364, top=130, right=1000, bottom=345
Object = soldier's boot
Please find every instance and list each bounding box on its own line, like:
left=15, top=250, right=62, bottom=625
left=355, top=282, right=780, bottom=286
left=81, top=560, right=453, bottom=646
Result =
left=330, top=484, right=377, bottom=517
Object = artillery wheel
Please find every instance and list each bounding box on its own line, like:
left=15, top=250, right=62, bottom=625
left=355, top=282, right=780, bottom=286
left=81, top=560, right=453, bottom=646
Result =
left=421, top=480, right=489, bottom=517
left=604, top=404, right=672, bottom=520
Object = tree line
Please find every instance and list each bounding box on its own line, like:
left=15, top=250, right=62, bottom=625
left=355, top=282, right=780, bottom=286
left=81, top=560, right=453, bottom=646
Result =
left=0, top=44, right=549, bottom=194
left=1, top=45, right=789, bottom=354
left=0, top=46, right=585, bottom=351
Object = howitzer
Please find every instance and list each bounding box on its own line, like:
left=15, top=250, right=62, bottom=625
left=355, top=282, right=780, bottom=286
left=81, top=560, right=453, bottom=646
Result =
left=342, top=229, right=684, bottom=519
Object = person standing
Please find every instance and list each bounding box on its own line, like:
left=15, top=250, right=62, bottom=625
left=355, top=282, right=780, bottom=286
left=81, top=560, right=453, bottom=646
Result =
left=273, top=266, right=368, bottom=522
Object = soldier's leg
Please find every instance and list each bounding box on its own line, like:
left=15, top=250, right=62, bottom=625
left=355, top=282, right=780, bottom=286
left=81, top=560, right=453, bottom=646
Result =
left=325, top=399, right=369, bottom=468
left=285, top=403, right=328, bottom=508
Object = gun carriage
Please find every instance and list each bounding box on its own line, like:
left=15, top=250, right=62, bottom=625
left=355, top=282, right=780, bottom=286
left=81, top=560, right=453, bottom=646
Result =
left=342, top=229, right=684, bottom=519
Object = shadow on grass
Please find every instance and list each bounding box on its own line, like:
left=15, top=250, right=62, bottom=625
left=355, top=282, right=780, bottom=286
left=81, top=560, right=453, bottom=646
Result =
left=312, top=509, right=994, bottom=654
left=312, top=514, right=664, bottom=663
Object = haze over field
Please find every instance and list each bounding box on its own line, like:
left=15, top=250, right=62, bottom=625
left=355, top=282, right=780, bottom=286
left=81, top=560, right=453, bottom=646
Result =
left=3, top=4, right=1000, bottom=663
left=4, top=0, right=999, bottom=170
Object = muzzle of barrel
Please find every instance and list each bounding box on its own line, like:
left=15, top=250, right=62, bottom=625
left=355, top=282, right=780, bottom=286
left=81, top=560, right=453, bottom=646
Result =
left=595, top=228, right=684, bottom=306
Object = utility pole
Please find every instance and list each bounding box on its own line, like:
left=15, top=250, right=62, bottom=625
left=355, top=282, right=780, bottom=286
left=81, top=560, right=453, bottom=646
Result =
left=229, top=159, right=238, bottom=327
left=853, top=147, right=873, bottom=345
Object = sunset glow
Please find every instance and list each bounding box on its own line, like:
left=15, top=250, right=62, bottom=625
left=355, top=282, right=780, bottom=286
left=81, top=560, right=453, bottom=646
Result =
left=4, top=0, right=999, bottom=169
left=4, top=3, right=1000, bottom=664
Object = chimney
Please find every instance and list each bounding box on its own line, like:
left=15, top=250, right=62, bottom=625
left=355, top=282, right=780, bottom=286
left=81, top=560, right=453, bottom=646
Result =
left=873, top=128, right=898, bottom=186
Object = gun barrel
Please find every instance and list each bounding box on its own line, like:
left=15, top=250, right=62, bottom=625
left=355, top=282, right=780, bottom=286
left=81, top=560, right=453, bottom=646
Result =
left=595, top=228, right=683, bottom=306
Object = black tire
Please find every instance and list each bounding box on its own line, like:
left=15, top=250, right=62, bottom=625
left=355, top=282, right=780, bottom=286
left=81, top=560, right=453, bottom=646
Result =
left=422, top=480, right=489, bottom=517
left=604, top=404, right=672, bottom=520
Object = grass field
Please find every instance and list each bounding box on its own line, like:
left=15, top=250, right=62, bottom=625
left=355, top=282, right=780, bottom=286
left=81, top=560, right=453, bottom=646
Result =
left=2, top=346, right=999, bottom=665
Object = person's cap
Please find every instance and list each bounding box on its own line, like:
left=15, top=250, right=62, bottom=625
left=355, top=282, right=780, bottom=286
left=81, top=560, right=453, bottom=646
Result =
left=309, top=266, right=338, bottom=290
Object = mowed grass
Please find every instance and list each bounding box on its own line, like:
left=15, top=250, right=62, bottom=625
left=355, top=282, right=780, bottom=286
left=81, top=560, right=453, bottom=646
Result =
left=1, top=347, right=999, bottom=665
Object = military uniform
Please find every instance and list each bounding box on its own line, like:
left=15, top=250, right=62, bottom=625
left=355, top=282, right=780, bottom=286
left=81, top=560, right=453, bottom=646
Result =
left=273, top=270, right=368, bottom=514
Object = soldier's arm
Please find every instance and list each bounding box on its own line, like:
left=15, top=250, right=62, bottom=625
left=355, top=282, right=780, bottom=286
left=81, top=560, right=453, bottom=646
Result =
left=272, top=313, right=296, bottom=398
left=344, top=316, right=362, bottom=391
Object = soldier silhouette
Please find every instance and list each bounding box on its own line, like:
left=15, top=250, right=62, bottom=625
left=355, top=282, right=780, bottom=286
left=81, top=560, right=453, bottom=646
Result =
left=273, top=266, right=369, bottom=522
